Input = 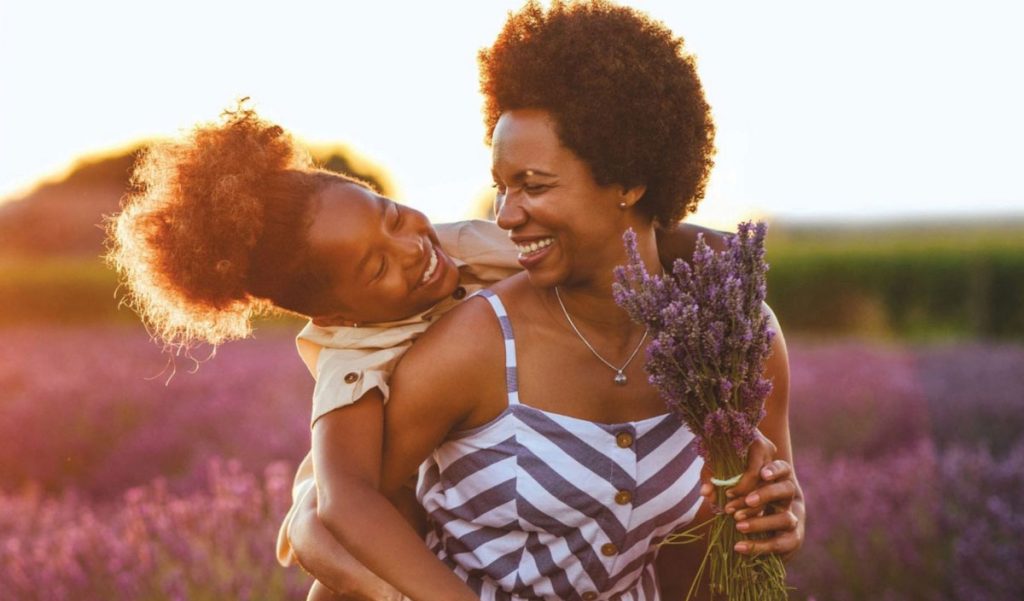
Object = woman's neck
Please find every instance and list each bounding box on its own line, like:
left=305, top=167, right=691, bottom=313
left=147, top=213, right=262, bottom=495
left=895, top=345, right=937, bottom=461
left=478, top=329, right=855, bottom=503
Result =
left=545, top=224, right=661, bottom=332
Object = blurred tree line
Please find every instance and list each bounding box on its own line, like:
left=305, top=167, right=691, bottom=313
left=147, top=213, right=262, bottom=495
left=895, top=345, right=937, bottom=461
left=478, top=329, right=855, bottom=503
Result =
left=765, top=223, right=1024, bottom=340
left=0, top=144, right=393, bottom=257
left=1, top=147, right=1022, bottom=340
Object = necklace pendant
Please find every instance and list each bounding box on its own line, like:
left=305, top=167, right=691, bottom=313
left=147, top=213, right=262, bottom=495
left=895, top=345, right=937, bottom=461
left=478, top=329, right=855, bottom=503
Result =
left=613, top=371, right=628, bottom=386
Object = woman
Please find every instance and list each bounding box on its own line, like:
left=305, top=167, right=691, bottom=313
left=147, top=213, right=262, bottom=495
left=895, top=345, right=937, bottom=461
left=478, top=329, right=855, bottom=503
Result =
left=295, top=1, right=804, bottom=599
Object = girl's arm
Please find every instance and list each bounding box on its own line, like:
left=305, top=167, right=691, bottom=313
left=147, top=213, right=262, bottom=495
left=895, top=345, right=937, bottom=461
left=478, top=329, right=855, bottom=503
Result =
left=307, top=388, right=479, bottom=601
left=287, top=484, right=400, bottom=600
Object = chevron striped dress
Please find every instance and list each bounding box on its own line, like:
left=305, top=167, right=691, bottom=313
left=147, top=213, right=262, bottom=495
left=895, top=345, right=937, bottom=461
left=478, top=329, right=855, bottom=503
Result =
left=417, top=290, right=704, bottom=601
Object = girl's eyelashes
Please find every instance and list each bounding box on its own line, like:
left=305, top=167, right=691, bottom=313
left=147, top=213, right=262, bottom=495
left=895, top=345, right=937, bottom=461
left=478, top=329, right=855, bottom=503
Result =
left=374, top=256, right=387, bottom=280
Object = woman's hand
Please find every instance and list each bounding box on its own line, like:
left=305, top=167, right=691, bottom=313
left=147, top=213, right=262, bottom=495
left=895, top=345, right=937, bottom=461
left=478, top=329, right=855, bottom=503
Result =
left=699, top=432, right=805, bottom=560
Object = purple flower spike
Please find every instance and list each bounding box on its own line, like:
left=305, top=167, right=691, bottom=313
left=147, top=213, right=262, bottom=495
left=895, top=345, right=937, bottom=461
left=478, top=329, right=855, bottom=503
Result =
left=615, top=221, right=785, bottom=598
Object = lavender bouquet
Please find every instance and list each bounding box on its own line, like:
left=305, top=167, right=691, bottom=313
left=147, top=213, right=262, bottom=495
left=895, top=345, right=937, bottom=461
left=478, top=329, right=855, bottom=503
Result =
left=613, top=222, right=787, bottom=601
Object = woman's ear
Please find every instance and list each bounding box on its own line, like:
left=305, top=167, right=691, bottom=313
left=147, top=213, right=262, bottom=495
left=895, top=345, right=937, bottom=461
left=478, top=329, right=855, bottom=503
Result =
left=618, top=184, right=647, bottom=209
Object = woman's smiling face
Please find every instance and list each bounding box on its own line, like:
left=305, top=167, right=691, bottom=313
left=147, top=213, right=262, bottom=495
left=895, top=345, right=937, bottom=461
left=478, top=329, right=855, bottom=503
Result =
left=306, top=181, right=459, bottom=324
left=492, top=109, right=635, bottom=289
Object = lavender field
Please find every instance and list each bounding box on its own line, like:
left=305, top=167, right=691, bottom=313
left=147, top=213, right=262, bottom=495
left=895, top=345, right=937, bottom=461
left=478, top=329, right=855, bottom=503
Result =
left=1, top=325, right=1022, bottom=600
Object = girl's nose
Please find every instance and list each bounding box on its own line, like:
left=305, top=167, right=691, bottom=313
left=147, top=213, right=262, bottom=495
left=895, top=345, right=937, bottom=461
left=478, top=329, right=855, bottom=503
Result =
left=395, top=234, right=426, bottom=269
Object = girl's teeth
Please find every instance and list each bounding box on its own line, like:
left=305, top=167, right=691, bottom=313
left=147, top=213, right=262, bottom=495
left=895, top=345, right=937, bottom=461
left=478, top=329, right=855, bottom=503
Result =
left=421, top=248, right=438, bottom=283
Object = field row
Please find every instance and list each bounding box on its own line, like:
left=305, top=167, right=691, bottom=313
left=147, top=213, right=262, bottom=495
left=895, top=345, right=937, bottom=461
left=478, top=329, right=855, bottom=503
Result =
left=1, top=326, right=1022, bottom=600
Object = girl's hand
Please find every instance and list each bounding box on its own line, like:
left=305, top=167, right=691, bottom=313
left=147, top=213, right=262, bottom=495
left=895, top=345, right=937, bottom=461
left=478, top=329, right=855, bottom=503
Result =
left=306, top=579, right=405, bottom=601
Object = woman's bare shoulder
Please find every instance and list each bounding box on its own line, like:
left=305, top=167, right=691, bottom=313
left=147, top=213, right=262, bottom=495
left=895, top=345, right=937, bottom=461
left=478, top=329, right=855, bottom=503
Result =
left=396, top=284, right=509, bottom=377
left=386, top=280, right=514, bottom=442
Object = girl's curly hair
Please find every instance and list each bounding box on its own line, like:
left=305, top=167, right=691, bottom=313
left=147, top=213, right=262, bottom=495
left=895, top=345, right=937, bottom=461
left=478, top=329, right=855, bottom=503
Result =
left=106, top=105, right=348, bottom=351
left=479, top=0, right=716, bottom=225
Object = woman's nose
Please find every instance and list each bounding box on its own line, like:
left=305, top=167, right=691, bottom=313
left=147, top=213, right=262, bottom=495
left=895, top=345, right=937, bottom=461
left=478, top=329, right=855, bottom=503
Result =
left=496, top=190, right=526, bottom=230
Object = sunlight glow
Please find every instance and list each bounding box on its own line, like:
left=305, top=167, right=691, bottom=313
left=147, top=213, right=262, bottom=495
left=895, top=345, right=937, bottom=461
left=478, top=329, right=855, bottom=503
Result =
left=1, top=0, right=1021, bottom=224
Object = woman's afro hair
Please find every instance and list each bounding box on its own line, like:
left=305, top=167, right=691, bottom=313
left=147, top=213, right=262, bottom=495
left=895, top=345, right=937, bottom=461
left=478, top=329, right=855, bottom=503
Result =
left=479, top=0, right=716, bottom=224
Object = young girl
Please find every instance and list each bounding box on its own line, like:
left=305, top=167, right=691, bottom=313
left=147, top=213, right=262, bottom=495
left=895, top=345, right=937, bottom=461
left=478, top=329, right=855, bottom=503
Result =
left=107, top=105, right=730, bottom=600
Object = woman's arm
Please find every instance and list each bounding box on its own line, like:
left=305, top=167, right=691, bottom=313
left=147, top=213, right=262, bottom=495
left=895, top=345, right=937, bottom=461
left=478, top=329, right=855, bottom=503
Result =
left=725, top=307, right=804, bottom=559
left=306, top=388, right=478, bottom=601
left=655, top=222, right=728, bottom=267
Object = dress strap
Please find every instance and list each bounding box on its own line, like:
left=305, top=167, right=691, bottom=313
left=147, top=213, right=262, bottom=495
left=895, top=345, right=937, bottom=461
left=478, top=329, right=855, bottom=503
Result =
left=476, top=289, right=520, bottom=406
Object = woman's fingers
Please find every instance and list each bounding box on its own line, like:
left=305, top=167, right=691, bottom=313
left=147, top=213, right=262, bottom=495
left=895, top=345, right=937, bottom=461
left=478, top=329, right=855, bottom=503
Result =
left=733, top=528, right=802, bottom=557
left=729, top=460, right=796, bottom=520
left=734, top=509, right=799, bottom=537
left=699, top=463, right=714, bottom=502
left=740, top=479, right=798, bottom=514
left=724, top=433, right=777, bottom=501
left=758, top=459, right=792, bottom=482
left=731, top=505, right=765, bottom=522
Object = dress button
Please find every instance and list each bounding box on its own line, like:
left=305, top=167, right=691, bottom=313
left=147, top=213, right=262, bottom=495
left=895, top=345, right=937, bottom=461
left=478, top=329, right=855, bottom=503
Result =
left=452, top=286, right=467, bottom=300
left=582, top=593, right=598, bottom=601
left=615, top=431, right=633, bottom=448
left=343, top=372, right=359, bottom=384
left=614, top=490, right=633, bottom=505
left=601, top=542, right=618, bottom=556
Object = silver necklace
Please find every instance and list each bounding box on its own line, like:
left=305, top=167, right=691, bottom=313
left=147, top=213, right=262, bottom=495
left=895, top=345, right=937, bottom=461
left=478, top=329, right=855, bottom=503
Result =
left=554, top=287, right=648, bottom=386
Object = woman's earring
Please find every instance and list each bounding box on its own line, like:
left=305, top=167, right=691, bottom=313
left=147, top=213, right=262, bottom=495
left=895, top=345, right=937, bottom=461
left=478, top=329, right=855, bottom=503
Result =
left=619, top=201, right=627, bottom=210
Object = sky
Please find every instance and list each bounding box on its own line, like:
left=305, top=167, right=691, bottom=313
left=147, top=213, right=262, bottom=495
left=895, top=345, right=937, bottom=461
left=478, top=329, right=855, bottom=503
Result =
left=1, top=0, right=1022, bottom=227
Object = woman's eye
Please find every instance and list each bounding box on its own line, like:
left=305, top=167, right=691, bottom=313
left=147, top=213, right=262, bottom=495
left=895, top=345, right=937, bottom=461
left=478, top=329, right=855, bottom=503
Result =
left=374, top=257, right=387, bottom=280
left=523, top=184, right=549, bottom=194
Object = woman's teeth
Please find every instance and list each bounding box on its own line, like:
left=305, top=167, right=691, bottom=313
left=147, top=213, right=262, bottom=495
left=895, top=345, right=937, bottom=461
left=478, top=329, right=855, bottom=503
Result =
left=421, top=247, right=439, bottom=283
left=516, top=238, right=554, bottom=256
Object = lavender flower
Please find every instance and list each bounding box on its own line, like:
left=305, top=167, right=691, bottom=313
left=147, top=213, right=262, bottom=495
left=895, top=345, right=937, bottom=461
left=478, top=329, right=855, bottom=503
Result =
left=613, top=224, right=774, bottom=461
left=615, top=222, right=784, bottom=600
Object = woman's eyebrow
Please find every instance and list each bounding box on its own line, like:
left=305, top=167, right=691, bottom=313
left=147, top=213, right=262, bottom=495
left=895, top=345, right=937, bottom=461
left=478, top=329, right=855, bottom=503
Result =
left=513, top=168, right=558, bottom=181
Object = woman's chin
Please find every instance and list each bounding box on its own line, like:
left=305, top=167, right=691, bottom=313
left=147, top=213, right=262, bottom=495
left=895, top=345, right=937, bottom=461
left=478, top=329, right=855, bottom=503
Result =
left=523, top=268, right=565, bottom=291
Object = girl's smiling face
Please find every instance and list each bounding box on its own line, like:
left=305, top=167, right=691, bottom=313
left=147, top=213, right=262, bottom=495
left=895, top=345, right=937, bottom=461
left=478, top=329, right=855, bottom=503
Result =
left=306, top=182, right=459, bottom=324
